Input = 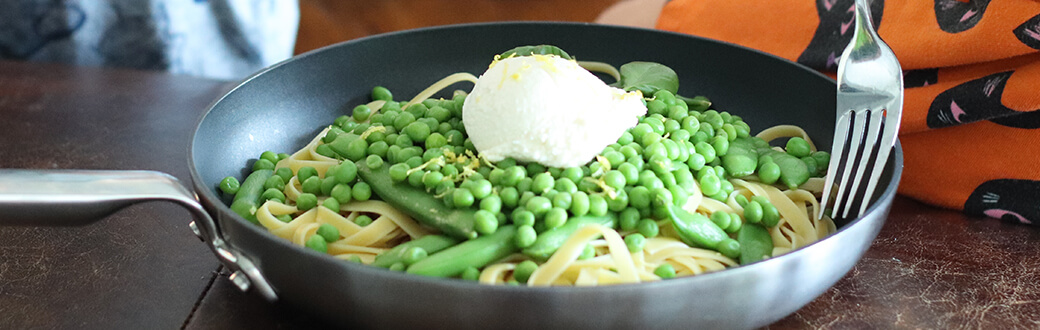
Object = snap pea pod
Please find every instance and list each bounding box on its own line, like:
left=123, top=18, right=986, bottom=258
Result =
left=522, top=214, right=617, bottom=261
left=371, top=234, right=460, bottom=268
left=721, top=137, right=759, bottom=177
left=357, top=162, right=478, bottom=240
left=406, top=225, right=519, bottom=277
left=737, top=223, right=773, bottom=265
left=664, top=204, right=737, bottom=257
left=756, top=148, right=810, bottom=189
left=229, top=169, right=273, bottom=224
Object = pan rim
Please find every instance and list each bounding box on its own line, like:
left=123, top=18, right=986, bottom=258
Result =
left=187, top=21, right=902, bottom=294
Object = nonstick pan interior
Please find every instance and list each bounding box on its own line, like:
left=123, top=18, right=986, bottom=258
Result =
left=190, top=22, right=900, bottom=329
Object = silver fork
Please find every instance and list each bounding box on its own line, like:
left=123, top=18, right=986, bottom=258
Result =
left=818, top=0, right=903, bottom=220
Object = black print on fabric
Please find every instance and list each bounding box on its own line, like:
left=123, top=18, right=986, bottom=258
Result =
left=965, top=179, right=1040, bottom=225
left=1013, top=14, right=1040, bottom=50
left=927, top=70, right=1040, bottom=128
left=0, top=2, right=86, bottom=58
left=796, top=0, right=884, bottom=71
left=927, top=71, right=1040, bottom=129
left=904, top=69, right=939, bottom=88
left=933, top=0, right=991, bottom=33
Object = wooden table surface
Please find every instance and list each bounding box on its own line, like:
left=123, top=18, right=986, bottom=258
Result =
left=2, top=59, right=1039, bottom=329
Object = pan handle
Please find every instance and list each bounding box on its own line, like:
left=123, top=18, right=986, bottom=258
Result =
left=0, top=169, right=278, bottom=302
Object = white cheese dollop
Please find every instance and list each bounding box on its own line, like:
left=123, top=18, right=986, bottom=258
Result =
left=461, top=55, right=647, bottom=168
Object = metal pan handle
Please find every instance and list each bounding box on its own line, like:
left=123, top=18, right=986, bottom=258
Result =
left=0, top=169, right=278, bottom=302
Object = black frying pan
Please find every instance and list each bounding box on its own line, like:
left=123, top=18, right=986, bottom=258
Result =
left=3, top=22, right=902, bottom=329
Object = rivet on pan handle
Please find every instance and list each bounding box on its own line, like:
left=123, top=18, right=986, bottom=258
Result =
left=0, top=169, right=278, bottom=302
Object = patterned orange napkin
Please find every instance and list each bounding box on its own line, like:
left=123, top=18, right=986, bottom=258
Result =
left=657, top=0, right=1040, bottom=224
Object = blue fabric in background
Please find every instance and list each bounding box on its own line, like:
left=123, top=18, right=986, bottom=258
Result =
left=0, top=0, right=300, bottom=80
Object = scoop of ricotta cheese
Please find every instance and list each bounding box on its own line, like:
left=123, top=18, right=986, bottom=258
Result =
left=461, top=55, right=647, bottom=168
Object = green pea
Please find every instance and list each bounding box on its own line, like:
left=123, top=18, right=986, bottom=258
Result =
left=252, top=159, right=275, bottom=172
left=321, top=196, right=341, bottom=212
left=480, top=195, right=502, bottom=213
left=335, top=161, right=358, bottom=183
left=427, top=106, right=452, bottom=122
left=453, top=188, right=475, bottom=208
left=735, top=194, right=749, bottom=207
left=603, top=170, right=627, bottom=190
left=365, top=154, right=384, bottom=170
left=699, top=173, right=722, bottom=196
left=494, top=186, right=516, bottom=208
left=517, top=177, right=534, bottom=194
left=501, top=166, right=526, bottom=187
left=305, top=234, right=328, bottom=253
left=330, top=183, right=352, bottom=204
left=513, top=260, right=538, bottom=283
left=785, top=137, right=812, bottom=158
left=261, top=188, right=285, bottom=203
left=320, top=176, right=338, bottom=196
left=301, top=176, right=321, bottom=194
left=276, top=214, right=293, bottom=223
left=761, top=200, right=781, bottom=227
left=710, top=211, right=732, bottom=229
left=588, top=194, right=608, bottom=216
left=469, top=179, right=493, bottom=199
left=219, top=176, right=240, bottom=195
left=273, top=168, right=293, bottom=182
left=801, top=156, right=818, bottom=177
left=628, top=186, right=651, bottom=209
left=654, top=264, right=676, bottom=279
left=393, top=111, right=416, bottom=131
left=532, top=172, right=555, bottom=194
left=617, top=131, right=634, bottom=145
left=646, top=99, right=667, bottom=116
left=388, top=262, right=405, bottom=272
left=461, top=267, right=481, bottom=281
left=475, top=210, right=498, bottom=235
left=758, top=162, right=781, bottom=185
left=316, top=223, right=340, bottom=242
left=402, top=246, right=428, bottom=266
left=625, top=233, right=646, bottom=253
left=637, top=219, right=659, bottom=238
left=440, top=162, right=459, bottom=177
left=571, top=191, right=590, bottom=216
left=561, top=167, right=584, bottom=183
left=544, top=207, right=568, bottom=229
left=371, top=86, right=393, bottom=101
left=525, top=196, right=552, bottom=217
left=554, top=177, right=578, bottom=194
left=334, top=115, right=352, bottom=128
left=388, top=163, right=410, bottom=183
left=726, top=213, right=743, bottom=233
left=578, top=243, right=596, bottom=260
left=695, top=141, right=716, bottom=163
left=425, top=132, right=448, bottom=149
left=352, top=181, right=371, bottom=201
left=619, top=207, right=641, bottom=231
left=402, top=121, right=431, bottom=143
left=420, top=171, right=443, bottom=190
left=717, top=238, right=741, bottom=259
left=511, top=208, right=535, bottom=226
left=812, top=151, right=831, bottom=170
left=354, top=214, right=373, bottom=226
left=606, top=189, right=629, bottom=212
left=296, top=193, right=318, bottom=211
left=515, top=225, right=537, bottom=248
left=711, top=136, right=729, bottom=157
left=552, top=192, right=573, bottom=209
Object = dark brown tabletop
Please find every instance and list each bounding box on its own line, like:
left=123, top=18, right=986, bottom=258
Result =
left=2, top=60, right=1038, bottom=329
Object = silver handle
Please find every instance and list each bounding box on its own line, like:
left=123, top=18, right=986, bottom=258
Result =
left=0, top=169, right=278, bottom=301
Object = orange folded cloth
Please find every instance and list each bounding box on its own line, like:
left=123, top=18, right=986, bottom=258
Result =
left=657, top=0, right=1040, bottom=224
